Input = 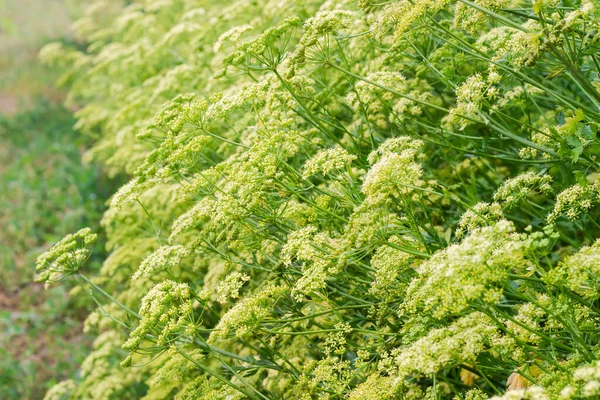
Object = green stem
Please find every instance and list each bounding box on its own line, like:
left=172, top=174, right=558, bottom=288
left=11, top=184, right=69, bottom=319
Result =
left=458, top=0, right=531, bottom=32
left=78, top=273, right=140, bottom=319
left=176, top=348, right=262, bottom=400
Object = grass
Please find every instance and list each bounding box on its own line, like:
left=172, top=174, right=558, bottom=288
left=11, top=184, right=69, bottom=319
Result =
left=0, top=1, right=112, bottom=398
left=0, top=98, right=114, bottom=399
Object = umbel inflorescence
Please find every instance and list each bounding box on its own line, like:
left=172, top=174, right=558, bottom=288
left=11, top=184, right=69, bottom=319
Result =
left=35, top=227, right=97, bottom=287
left=36, top=0, right=600, bottom=399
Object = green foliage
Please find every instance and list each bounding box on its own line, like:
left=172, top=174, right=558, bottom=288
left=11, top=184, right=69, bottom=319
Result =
left=0, top=100, right=108, bottom=285
left=37, top=0, right=600, bottom=399
left=0, top=100, right=111, bottom=399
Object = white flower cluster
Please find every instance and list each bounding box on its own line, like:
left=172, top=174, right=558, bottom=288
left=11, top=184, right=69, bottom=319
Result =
left=548, top=181, right=600, bottom=222
left=35, top=227, right=97, bottom=287
left=494, top=172, right=553, bottom=208
left=215, top=271, right=251, bottom=303
left=362, top=145, right=424, bottom=205
left=403, top=220, right=522, bottom=318
left=122, top=280, right=194, bottom=365
left=454, top=0, right=511, bottom=34
left=456, top=202, right=504, bottom=238
left=209, top=284, right=286, bottom=342
left=489, top=386, right=549, bottom=400
left=546, top=240, right=600, bottom=300
left=476, top=22, right=542, bottom=69
left=303, top=147, right=356, bottom=178
left=132, top=245, right=190, bottom=281
left=391, top=312, right=500, bottom=379
left=445, top=74, right=487, bottom=130
left=369, top=236, right=414, bottom=297
left=371, top=0, right=452, bottom=41
left=568, top=360, right=600, bottom=398
left=282, top=226, right=343, bottom=300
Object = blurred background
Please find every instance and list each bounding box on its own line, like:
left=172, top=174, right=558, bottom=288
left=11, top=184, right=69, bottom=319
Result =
left=0, top=1, right=113, bottom=398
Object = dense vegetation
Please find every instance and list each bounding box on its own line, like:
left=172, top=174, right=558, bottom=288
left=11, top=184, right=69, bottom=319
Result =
left=37, top=0, right=600, bottom=399
left=0, top=100, right=107, bottom=398
left=0, top=2, right=110, bottom=398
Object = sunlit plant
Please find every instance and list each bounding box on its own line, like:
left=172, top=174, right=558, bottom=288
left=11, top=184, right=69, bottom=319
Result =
left=37, top=0, right=600, bottom=399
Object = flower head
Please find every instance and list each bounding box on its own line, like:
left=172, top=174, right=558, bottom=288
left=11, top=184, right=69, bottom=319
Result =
left=35, top=228, right=97, bottom=287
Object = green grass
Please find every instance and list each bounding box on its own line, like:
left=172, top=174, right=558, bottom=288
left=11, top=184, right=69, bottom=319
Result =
left=0, top=1, right=109, bottom=398
left=0, top=99, right=110, bottom=285
left=0, top=99, right=114, bottom=399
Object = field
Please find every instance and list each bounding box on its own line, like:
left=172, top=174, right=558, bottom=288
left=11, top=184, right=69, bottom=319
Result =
left=0, top=1, right=109, bottom=398
left=8, top=0, right=600, bottom=399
